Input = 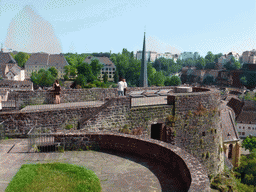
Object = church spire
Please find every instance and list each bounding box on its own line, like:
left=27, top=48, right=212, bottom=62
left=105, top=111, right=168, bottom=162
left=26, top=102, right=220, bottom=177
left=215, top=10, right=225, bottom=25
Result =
left=139, top=32, right=148, bottom=87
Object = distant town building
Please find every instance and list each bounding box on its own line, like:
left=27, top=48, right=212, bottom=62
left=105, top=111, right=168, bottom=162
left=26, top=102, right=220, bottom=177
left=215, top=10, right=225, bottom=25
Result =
left=157, top=52, right=180, bottom=62
left=218, top=52, right=240, bottom=68
left=84, top=56, right=116, bottom=81
left=179, top=52, right=199, bottom=60
left=25, top=53, right=68, bottom=79
left=236, top=101, right=256, bottom=138
left=241, top=49, right=256, bottom=64
left=0, top=52, right=25, bottom=81
left=136, top=51, right=157, bottom=62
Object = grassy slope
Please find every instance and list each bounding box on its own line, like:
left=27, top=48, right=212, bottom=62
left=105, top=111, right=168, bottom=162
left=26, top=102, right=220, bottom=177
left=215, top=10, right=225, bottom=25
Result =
left=5, top=162, right=102, bottom=192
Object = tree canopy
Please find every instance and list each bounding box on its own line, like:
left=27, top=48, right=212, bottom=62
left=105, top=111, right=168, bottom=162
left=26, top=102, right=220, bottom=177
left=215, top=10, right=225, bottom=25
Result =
left=30, top=69, right=56, bottom=87
left=14, top=52, right=30, bottom=68
left=164, top=75, right=181, bottom=86
left=242, top=136, right=256, bottom=152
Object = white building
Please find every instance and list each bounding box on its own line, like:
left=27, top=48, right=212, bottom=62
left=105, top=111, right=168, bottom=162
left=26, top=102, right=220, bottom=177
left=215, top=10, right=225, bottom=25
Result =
left=236, top=101, right=256, bottom=138
left=136, top=51, right=158, bottom=62
left=179, top=52, right=199, bottom=60
left=5, top=65, right=25, bottom=81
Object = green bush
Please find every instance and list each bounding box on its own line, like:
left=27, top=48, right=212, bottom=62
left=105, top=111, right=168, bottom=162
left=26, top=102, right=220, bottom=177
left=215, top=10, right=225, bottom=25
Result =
left=65, top=124, right=73, bottom=130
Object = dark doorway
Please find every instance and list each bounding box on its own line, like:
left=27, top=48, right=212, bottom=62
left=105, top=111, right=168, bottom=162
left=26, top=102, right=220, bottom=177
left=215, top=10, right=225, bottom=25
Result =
left=228, top=144, right=233, bottom=159
left=151, top=123, right=162, bottom=140
left=38, top=144, right=56, bottom=152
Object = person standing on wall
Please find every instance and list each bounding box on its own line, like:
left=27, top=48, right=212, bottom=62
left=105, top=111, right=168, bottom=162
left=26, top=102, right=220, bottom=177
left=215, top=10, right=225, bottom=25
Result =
left=53, top=80, right=62, bottom=104
left=123, top=78, right=127, bottom=96
left=117, top=77, right=124, bottom=96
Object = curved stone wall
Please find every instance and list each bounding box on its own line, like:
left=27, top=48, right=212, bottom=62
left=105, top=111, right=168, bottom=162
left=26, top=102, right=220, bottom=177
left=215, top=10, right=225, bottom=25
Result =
left=53, top=132, right=211, bottom=192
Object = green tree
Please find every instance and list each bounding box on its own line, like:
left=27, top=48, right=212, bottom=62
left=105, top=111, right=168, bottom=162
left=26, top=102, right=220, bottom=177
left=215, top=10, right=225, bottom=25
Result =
left=242, top=136, right=256, bottom=152
left=15, top=52, right=30, bottom=68
left=103, top=72, right=108, bottom=83
left=195, top=57, right=206, bottom=69
left=113, top=70, right=119, bottom=83
left=91, top=58, right=103, bottom=77
left=225, top=56, right=241, bottom=70
left=74, top=74, right=87, bottom=88
left=30, top=69, right=55, bottom=87
left=151, top=71, right=165, bottom=86
left=77, top=62, right=95, bottom=83
left=164, top=75, right=181, bottom=86
left=48, top=67, right=58, bottom=78
left=205, top=51, right=215, bottom=64
left=203, top=75, right=215, bottom=85
left=214, top=53, right=223, bottom=63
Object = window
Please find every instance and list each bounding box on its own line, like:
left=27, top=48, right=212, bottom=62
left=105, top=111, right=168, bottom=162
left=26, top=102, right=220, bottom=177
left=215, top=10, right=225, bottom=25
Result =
left=239, top=132, right=241, bottom=135
left=249, top=127, right=251, bottom=130
left=106, top=68, right=108, bottom=70
left=253, top=128, right=255, bottom=130
left=202, top=132, right=205, bottom=136
left=109, top=75, right=111, bottom=78
left=228, top=144, right=233, bottom=159
left=242, top=132, right=245, bottom=135
left=243, top=127, right=245, bottom=129
left=239, top=127, right=241, bottom=129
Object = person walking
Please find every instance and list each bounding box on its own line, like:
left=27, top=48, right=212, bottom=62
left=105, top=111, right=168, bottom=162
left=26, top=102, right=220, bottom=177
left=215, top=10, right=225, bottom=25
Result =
left=117, top=77, right=124, bottom=96
left=123, top=79, right=127, bottom=96
left=53, top=80, right=62, bottom=104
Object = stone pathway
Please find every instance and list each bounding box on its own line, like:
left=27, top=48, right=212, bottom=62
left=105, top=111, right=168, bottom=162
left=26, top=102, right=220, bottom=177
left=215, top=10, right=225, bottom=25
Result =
left=0, top=139, right=186, bottom=192
left=20, top=101, right=105, bottom=112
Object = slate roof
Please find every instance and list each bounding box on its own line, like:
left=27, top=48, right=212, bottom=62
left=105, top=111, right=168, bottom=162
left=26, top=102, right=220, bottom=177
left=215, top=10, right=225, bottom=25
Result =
left=25, top=53, right=68, bottom=67
left=242, top=101, right=256, bottom=111
left=84, top=56, right=116, bottom=67
left=9, top=65, right=22, bottom=76
left=220, top=105, right=240, bottom=142
left=227, top=97, right=244, bottom=118
left=236, top=111, right=256, bottom=124
left=0, top=52, right=16, bottom=64
left=0, top=64, right=16, bottom=78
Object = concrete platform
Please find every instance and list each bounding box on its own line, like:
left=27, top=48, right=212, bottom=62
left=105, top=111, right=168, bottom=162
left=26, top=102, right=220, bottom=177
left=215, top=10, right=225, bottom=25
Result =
left=0, top=138, right=186, bottom=192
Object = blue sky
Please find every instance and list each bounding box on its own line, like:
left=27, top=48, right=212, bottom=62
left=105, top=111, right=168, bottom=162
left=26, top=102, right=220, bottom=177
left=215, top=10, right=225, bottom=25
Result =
left=0, top=0, right=256, bottom=57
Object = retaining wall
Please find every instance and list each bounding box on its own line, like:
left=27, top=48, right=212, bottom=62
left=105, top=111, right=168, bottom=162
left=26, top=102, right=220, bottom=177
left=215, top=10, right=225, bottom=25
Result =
left=53, top=132, right=211, bottom=192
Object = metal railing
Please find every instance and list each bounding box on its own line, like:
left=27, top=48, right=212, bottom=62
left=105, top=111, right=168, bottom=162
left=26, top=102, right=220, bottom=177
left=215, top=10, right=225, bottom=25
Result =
left=27, top=125, right=59, bottom=153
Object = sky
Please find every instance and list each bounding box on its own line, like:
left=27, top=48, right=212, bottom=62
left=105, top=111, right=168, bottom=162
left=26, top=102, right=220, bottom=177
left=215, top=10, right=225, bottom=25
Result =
left=0, top=0, right=256, bottom=57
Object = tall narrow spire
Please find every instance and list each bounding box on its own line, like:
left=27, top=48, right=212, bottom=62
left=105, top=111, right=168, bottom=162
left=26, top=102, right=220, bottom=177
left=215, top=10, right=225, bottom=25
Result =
left=139, top=32, right=148, bottom=87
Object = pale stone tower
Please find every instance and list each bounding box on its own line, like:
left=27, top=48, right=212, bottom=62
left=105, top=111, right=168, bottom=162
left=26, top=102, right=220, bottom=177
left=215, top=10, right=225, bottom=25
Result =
left=139, top=32, right=148, bottom=87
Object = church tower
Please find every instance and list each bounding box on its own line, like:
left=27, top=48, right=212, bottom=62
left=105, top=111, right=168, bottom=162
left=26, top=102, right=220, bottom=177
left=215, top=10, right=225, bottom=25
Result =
left=139, top=32, right=148, bottom=87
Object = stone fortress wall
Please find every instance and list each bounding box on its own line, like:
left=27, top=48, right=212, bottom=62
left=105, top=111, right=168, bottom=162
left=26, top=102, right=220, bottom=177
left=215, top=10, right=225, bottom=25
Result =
left=7, top=86, right=175, bottom=107
left=0, top=86, right=225, bottom=191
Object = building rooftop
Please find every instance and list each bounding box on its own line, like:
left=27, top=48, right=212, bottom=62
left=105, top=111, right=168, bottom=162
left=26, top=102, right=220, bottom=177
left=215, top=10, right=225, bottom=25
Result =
left=0, top=52, right=16, bottom=64
left=84, top=56, right=115, bottom=68
left=220, top=105, right=240, bottom=142
left=25, top=53, right=68, bottom=67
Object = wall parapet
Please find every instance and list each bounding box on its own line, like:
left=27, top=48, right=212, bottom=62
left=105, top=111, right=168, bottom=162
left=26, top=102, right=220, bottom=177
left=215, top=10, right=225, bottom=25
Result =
left=51, top=132, right=211, bottom=192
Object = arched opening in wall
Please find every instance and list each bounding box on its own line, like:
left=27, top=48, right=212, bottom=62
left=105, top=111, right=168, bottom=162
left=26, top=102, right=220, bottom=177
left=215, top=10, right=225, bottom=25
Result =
left=228, top=144, right=233, bottom=159
left=151, top=123, right=162, bottom=141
